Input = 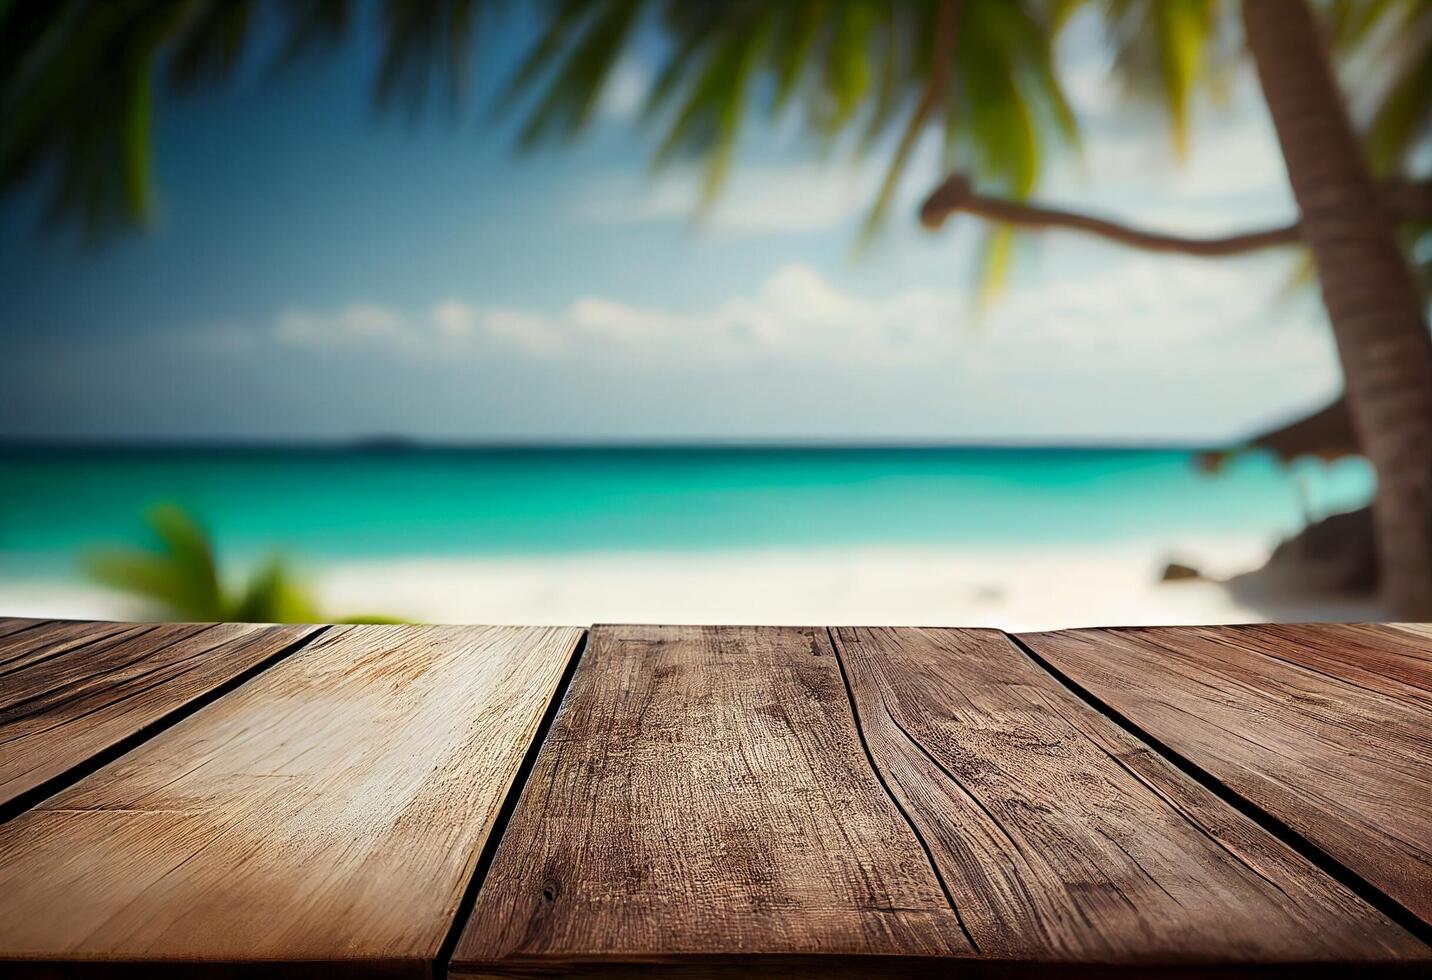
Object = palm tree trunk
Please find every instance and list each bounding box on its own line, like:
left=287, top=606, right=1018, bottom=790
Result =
left=1243, top=0, right=1432, bottom=617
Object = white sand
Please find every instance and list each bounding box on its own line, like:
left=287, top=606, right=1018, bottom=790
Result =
left=1, top=533, right=1373, bottom=630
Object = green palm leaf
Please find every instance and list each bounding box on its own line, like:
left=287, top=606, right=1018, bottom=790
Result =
left=4, top=0, right=1427, bottom=291
left=226, top=558, right=323, bottom=624
left=87, top=504, right=401, bottom=624
left=86, top=504, right=223, bottom=620
left=513, top=0, right=640, bottom=148
left=1102, top=0, right=1225, bottom=159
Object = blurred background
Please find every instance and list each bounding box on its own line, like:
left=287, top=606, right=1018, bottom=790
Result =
left=1, top=0, right=1429, bottom=628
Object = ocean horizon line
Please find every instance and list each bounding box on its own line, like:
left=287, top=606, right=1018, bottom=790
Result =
left=0, top=436, right=1234, bottom=456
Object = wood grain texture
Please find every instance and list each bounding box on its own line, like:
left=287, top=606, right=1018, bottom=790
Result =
left=0, top=623, right=582, bottom=978
left=454, top=624, right=979, bottom=977
left=0, top=617, right=47, bottom=641
left=454, top=624, right=1427, bottom=978
left=1230, top=623, right=1432, bottom=704
left=832, top=627, right=1425, bottom=965
left=1018, top=623, right=1432, bottom=930
left=0, top=619, right=317, bottom=813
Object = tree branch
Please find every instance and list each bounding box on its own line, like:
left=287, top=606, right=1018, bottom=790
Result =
left=919, top=173, right=1432, bottom=257
left=919, top=173, right=1298, bottom=255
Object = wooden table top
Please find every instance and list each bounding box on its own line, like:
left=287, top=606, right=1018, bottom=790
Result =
left=0, top=618, right=1427, bottom=977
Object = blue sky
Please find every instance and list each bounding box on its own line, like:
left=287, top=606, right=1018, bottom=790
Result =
left=0, top=7, right=1342, bottom=444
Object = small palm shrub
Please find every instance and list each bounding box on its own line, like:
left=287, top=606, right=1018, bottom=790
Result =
left=87, top=504, right=402, bottom=624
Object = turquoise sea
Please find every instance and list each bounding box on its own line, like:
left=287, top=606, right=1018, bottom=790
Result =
left=0, top=447, right=1375, bottom=583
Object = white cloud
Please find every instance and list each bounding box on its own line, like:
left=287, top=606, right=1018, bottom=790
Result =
left=252, top=259, right=1334, bottom=389
left=567, top=297, right=681, bottom=340
left=44, top=257, right=1339, bottom=443
left=432, top=300, right=477, bottom=338
left=274, top=304, right=409, bottom=347
left=430, top=301, right=561, bottom=353
left=271, top=299, right=567, bottom=358
left=481, top=308, right=563, bottom=354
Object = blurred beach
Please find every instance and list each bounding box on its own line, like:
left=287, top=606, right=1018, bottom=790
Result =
left=0, top=446, right=1376, bottom=629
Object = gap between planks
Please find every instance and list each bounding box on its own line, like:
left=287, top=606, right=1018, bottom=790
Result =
left=0, top=617, right=586, bottom=978
left=434, top=628, right=589, bottom=979
left=0, top=623, right=587, bottom=978
left=0, top=624, right=331, bottom=824
left=1006, top=630, right=1432, bottom=948
left=832, top=623, right=1431, bottom=952
left=456, top=625, right=1428, bottom=976
left=0, top=618, right=592, bottom=980
left=4, top=620, right=1425, bottom=975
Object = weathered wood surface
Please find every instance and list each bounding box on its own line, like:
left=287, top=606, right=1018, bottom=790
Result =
left=0, top=623, right=581, bottom=978
left=0, top=616, right=46, bottom=640
left=2, top=618, right=1429, bottom=977
left=1018, top=623, right=1432, bottom=931
left=456, top=624, right=979, bottom=974
left=0, top=618, right=317, bottom=815
left=454, top=624, right=1428, bottom=977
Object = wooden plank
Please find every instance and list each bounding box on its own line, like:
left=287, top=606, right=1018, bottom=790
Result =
left=0, top=618, right=139, bottom=669
left=0, top=619, right=318, bottom=815
left=0, top=623, right=582, bottom=978
left=455, top=624, right=978, bottom=977
left=453, top=625, right=1427, bottom=977
left=0, top=617, right=47, bottom=641
left=1224, top=623, right=1432, bottom=704
left=1018, top=623, right=1432, bottom=931
left=831, top=627, right=1426, bottom=964
left=1383, top=623, right=1432, bottom=652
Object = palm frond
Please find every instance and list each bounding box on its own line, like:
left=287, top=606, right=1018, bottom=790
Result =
left=166, top=1, right=254, bottom=92
left=649, top=7, right=771, bottom=207
left=514, top=0, right=641, bottom=148
left=374, top=0, right=487, bottom=114
left=0, top=0, right=502, bottom=237
left=856, top=2, right=952, bottom=248
left=1342, top=0, right=1432, bottom=175
left=819, top=0, right=878, bottom=135
left=1102, top=0, right=1225, bottom=159
left=528, top=0, right=1083, bottom=243
left=86, top=504, right=224, bottom=620
left=227, top=558, right=323, bottom=624
left=769, top=2, right=826, bottom=114
left=975, top=223, right=1017, bottom=305
left=0, top=0, right=194, bottom=239
left=86, top=504, right=401, bottom=624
